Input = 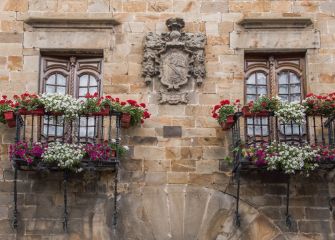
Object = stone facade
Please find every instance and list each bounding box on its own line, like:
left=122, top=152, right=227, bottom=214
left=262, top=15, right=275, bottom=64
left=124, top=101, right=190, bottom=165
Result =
left=0, top=0, right=334, bottom=239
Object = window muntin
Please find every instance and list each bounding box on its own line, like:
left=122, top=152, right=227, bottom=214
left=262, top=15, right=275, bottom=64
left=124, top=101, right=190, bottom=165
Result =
left=40, top=56, right=102, bottom=142
left=244, top=54, right=305, bottom=140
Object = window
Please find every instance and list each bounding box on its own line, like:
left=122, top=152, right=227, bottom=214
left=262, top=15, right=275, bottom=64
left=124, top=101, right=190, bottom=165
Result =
left=40, top=55, right=103, bottom=142
left=244, top=53, right=306, bottom=141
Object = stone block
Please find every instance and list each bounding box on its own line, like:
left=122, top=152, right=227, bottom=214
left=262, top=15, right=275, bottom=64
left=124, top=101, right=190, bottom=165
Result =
left=7, top=56, right=22, bottom=71
left=148, top=1, right=173, bottom=12
left=134, top=146, right=165, bottom=160
left=0, top=32, right=22, bottom=43
left=163, top=126, right=182, bottom=138
left=298, top=220, right=331, bottom=234
left=24, top=31, right=112, bottom=49
left=123, top=1, right=147, bottom=12
left=28, top=0, right=58, bottom=11
left=144, top=172, right=167, bottom=185
left=189, top=173, right=213, bottom=187
left=171, top=160, right=196, bottom=172
left=200, top=1, right=228, bottom=13
left=182, top=128, right=216, bottom=138
left=203, top=146, right=227, bottom=160
left=230, top=30, right=320, bottom=49
left=305, top=208, right=330, bottom=220
left=144, top=160, right=170, bottom=172
left=173, top=1, right=199, bottom=13
left=57, top=0, right=88, bottom=12
left=88, top=0, right=109, bottom=12
left=167, top=172, right=188, bottom=184
left=196, top=160, right=218, bottom=173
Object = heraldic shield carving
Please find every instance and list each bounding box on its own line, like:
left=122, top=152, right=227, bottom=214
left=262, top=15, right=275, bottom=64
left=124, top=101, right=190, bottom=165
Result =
left=142, top=18, right=206, bottom=104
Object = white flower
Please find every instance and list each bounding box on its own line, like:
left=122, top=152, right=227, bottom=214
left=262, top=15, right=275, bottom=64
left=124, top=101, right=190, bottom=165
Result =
left=42, top=142, right=84, bottom=171
left=275, top=102, right=306, bottom=125
left=123, top=146, right=129, bottom=151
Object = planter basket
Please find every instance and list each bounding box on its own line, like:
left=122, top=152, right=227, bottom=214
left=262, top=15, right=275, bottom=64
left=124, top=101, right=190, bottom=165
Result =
left=242, top=106, right=273, bottom=117
left=4, top=111, right=14, bottom=120
left=18, top=108, right=45, bottom=116
left=220, top=115, right=234, bottom=130
left=7, top=119, right=16, bottom=128
left=121, top=113, right=131, bottom=128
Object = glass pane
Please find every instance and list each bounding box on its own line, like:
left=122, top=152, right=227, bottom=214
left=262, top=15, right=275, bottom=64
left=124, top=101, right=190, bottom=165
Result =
left=247, top=126, right=254, bottom=136
left=279, top=85, right=288, bottom=94
left=57, top=74, right=66, bottom=86
left=262, top=126, right=269, bottom=136
left=247, top=73, right=256, bottom=84
left=89, top=76, right=97, bottom=86
left=254, top=126, right=261, bottom=135
left=278, top=72, right=288, bottom=84
left=80, top=117, right=88, bottom=126
left=56, top=127, right=63, bottom=136
left=80, top=75, right=89, bottom=86
left=290, top=95, right=301, bottom=103
left=79, top=88, right=88, bottom=97
left=279, top=95, right=289, bottom=102
left=56, top=86, right=66, bottom=94
left=290, top=72, right=300, bottom=84
left=87, top=117, right=95, bottom=125
left=46, top=74, right=56, bottom=85
left=80, top=127, right=87, bottom=137
left=46, top=85, right=56, bottom=93
left=247, top=86, right=256, bottom=94
left=89, top=87, right=98, bottom=93
left=246, top=95, right=256, bottom=103
left=48, top=126, right=55, bottom=135
left=256, top=73, right=266, bottom=85
left=290, top=84, right=301, bottom=94
left=257, top=86, right=267, bottom=95
left=87, top=127, right=94, bottom=137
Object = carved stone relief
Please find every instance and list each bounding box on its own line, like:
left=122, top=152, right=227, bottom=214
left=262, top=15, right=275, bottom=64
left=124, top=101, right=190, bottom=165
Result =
left=142, top=18, right=206, bottom=104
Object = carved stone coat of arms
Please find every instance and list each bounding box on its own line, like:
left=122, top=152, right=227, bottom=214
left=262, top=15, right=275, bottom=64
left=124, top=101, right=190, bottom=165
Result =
left=142, top=18, right=206, bottom=104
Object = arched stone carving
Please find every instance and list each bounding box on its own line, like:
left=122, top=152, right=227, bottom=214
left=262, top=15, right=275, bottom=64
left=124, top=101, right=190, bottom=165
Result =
left=82, top=185, right=321, bottom=240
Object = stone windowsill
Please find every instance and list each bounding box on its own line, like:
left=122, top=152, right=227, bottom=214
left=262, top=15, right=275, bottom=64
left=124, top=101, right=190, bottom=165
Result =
left=238, top=18, right=313, bottom=29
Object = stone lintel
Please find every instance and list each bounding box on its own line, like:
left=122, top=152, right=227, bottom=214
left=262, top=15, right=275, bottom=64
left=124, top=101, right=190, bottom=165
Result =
left=25, top=17, right=121, bottom=29
left=238, top=18, right=313, bottom=29
left=230, top=30, right=320, bottom=50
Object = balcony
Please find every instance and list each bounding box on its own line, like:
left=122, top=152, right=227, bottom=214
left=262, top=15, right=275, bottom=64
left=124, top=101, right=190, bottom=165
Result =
left=10, top=110, right=122, bottom=231
left=223, top=112, right=335, bottom=228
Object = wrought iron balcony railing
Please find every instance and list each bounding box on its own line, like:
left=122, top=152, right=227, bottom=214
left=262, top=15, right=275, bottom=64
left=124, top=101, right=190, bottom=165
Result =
left=224, top=112, right=335, bottom=228
left=10, top=111, right=122, bottom=231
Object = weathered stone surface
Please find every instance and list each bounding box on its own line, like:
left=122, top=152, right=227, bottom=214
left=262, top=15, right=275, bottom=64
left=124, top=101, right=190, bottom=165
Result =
left=230, top=30, right=320, bottom=49
left=163, top=126, right=182, bottom=138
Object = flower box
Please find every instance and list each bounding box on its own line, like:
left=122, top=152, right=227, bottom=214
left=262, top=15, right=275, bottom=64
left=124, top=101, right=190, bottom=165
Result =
left=121, top=113, right=131, bottom=128
left=4, top=111, right=14, bottom=120
left=91, top=107, right=110, bottom=116
left=30, top=108, right=45, bottom=116
left=242, top=106, right=273, bottom=117
left=220, top=115, right=235, bottom=130
left=18, top=108, right=30, bottom=115
left=7, top=119, right=16, bottom=128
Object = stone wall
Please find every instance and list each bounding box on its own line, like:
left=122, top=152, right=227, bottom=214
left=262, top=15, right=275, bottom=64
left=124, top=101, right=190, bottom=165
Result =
left=0, top=0, right=335, bottom=239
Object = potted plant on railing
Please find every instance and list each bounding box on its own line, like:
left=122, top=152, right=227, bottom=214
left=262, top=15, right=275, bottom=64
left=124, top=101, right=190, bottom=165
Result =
left=243, top=95, right=280, bottom=117
left=80, top=92, right=109, bottom=116
left=9, top=141, right=45, bottom=165
left=211, top=99, right=240, bottom=130
left=14, top=92, right=44, bottom=116
left=302, top=93, right=335, bottom=116
left=42, top=142, right=85, bottom=172
left=275, top=101, right=306, bottom=125
left=40, top=93, right=82, bottom=120
left=102, top=96, right=150, bottom=128
left=84, top=141, right=129, bottom=162
left=0, top=95, right=17, bottom=127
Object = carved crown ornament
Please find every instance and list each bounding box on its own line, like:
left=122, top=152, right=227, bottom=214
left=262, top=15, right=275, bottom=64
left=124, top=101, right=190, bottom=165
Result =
left=142, top=18, right=206, bottom=104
